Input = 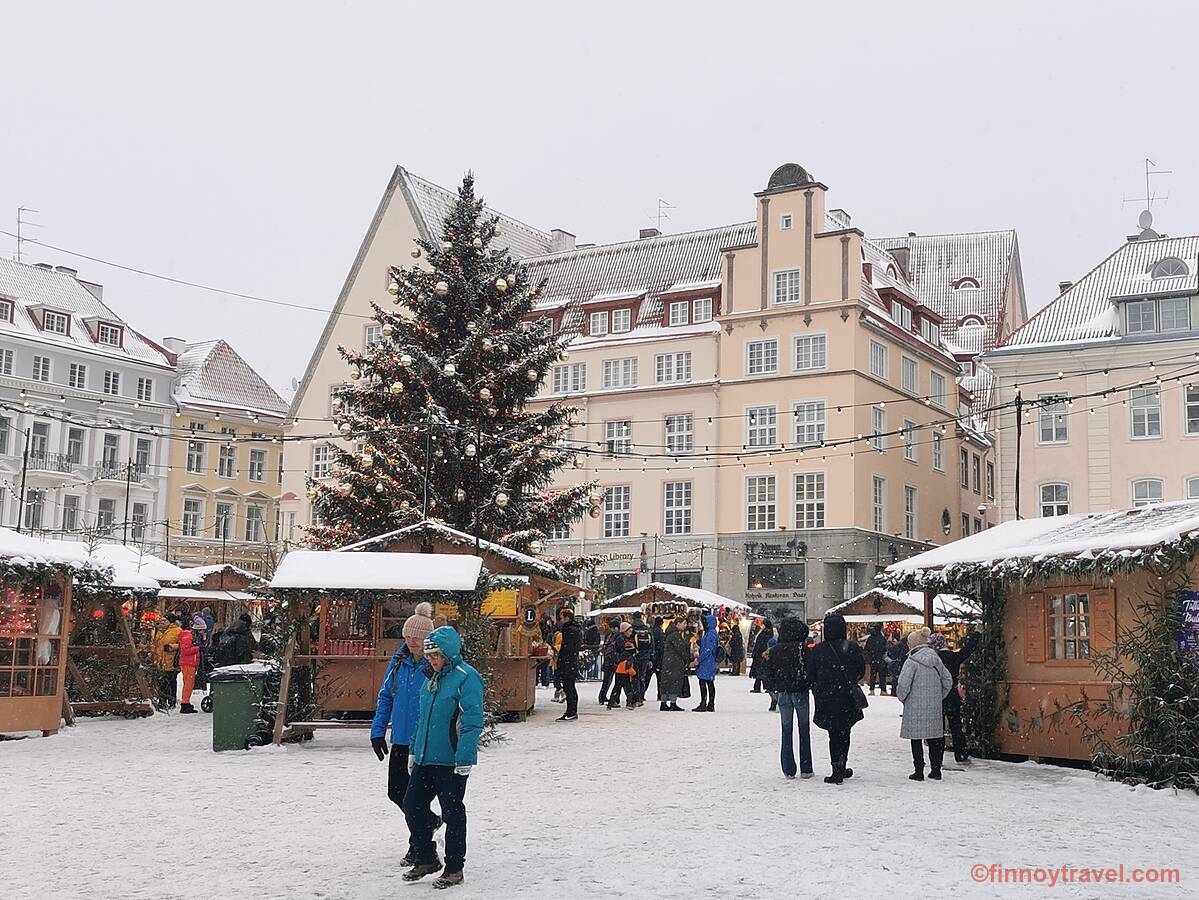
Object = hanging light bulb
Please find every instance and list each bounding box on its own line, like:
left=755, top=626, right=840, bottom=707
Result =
left=400, top=353, right=413, bottom=368
left=495, top=491, right=510, bottom=508
left=465, top=443, right=477, bottom=458
left=390, top=382, right=404, bottom=395
left=443, top=362, right=456, bottom=376
left=479, top=387, right=492, bottom=402
left=434, top=281, right=449, bottom=297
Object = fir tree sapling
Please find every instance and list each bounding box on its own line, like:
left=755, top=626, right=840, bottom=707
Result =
left=306, top=174, right=595, bottom=561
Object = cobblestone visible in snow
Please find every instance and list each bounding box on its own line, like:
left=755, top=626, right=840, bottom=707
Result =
left=3, top=679, right=1196, bottom=899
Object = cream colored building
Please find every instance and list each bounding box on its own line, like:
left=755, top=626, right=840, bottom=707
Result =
left=985, top=216, right=1199, bottom=520
left=163, top=339, right=288, bottom=574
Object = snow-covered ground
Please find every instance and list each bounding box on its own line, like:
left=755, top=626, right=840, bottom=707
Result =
left=4, top=679, right=1196, bottom=899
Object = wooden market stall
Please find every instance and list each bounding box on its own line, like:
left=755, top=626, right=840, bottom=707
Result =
left=818, top=588, right=974, bottom=643
left=156, top=564, right=264, bottom=633
left=879, top=501, right=1199, bottom=762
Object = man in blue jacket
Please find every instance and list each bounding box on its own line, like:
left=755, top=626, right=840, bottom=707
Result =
left=371, top=602, right=434, bottom=866
left=403, top=625, right=485, bottom=890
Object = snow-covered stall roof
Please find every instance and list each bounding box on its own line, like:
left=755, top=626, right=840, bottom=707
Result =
left=270, top=550, right=483, bottom=592
left=880, top=500, right=1199, bottom=590
left=173, top=563, right=262, bottom=587
left=823, top=589, right=974, bottom=625
left=339, top=520, right=560, bottom=579
left=608, top=582, right=753, bottom=612
left=0, top=529, right=160, bottom=590
left=87, top=544, right=191, bottom=584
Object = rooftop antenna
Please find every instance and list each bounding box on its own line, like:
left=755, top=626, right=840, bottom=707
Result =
left=1122, top=158, right=1171, bottom=238
left=648, top=198, right=674, bottom=232
left=15, top=207, right=42, bottom=262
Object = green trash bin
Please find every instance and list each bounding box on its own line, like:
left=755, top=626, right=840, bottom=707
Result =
left=209, top=664, right=270, bottom=752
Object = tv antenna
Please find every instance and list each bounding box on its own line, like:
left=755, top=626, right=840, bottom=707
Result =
left=648, top=198, right=675, bottom=232
left=15, top=207, right=43, bottom=262
left=1122, top=158, right=1171, bottom=234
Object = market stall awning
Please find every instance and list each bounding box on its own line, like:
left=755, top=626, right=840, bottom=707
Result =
left=270, top=550, right=483, bottom=591
left=607, top=582, right=753, bottom=612
left=156, top=587, right=258, bottom=602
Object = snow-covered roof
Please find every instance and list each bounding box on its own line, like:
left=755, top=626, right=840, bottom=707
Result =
left=174, top=339, right=288, bottom=418
left=173, top=563, right=262, bottom=586
left=270, top=550, right=482, bottom=591
left=156, top=587, right=257, bottom=601
left=824, top=588, right=974, bottom=624
left=0, top=529, right=160, bottom=590
left=88, top=544, right=192, bottom=584
left=608, top=581, right=753, bottom=612
left=398, top=167, right=553, bottom=260
left=339, top=520, right=560, bottom=579
left=876, top=231, right=1019, bottom=355
left=997, top=233, right=1199, bottom=350
left=0, top=258, right=173, bottom=369
left=881, top=500, right=1199, bottom=589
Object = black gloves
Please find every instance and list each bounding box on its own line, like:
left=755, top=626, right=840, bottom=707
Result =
left=371, top=736, right=387, bottom=761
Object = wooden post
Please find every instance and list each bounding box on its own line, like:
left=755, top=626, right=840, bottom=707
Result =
left=66, top=657, right=98, bottom=703
left=119, top=609, right=153, bottom=702
left=923, top=588, right=935, bottom=629
left=272, top=634, right=297, bottom=746
left=61, top=688, right=76, bottom=727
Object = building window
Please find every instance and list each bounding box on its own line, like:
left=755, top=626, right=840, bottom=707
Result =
left=604, top=420, right=631, bottom=456
left=103, top=371, right=120, bottom=396
left=921, top=318, right=942, bottom=345
left=1186, top=384, right=1199, bottom=435
left=96, top=322, right=123, bottom=346
left=181, top=499, right=203, bottom=537
left=900, top=357, right=918, bottom=394
left=1048, top=591, right=1091, bottom=660
left=930, top=370, right=947, bottom=408
left=665, top=414, right=693, bottom=454
left=974, top=516, right=982, bottom=534
left=1132, top=478, right=1164, bottom=507
left=30, top=422, right=49, bottom=461
left=66, top=428, right=84, bottom=465
left=972, top=454, right=982, bottom=494
left=603, top=485, right=630, bottom=538
left=746, top=474, right=776, bottom=531
left=68, top=363, right=87, bottom=390
left=589, top=311, right=608, bottom=336
left=1040, top=483, right=1070, bottom=516
left=870, top=406, right=886, bottom=451
left=773, top=269, right=801, bottom=305
left=135, top=438, right=151, bottom=474
left=136, top=378, right=153, bottom=402
left=655, top=351, right=692, bottom=384
left=904, top=485, right=917, bottom=539
left=692, top=297, right=713, bottom=323
left=611, top=308, right=632, bottom=333
left=0, top=299, right=11, bottom=322
left=793, top=334, right=827, bottom=371
left=32, top=356, right=50, bottom=382
left=962, top=513, right=971, bottom=536
left=746, top=406, right=777, bottom=448
left=794, top=472, right=825, bottom=529
left=746, top=339, right=778, bottom=376
left=1130, top=387, right=1162, bottom=438
left=932, top=432, right=944, bottom=472
left=668, top=301, right=689, bottom=326
left=549, top=522, right=570, bottom=541
left=218, top=432, right=237, bottom=478
left=311, top=443, right=333, bottom=479
left=1188, top=477, right=1199, bottom=500
left=747, top=561, right=805, bottom=591
left=0, top=416, right=8, bottom=455
left=902, top=420, right=917, bottom=462
left=249, top=449, right=267, bottom=482
left=186, top=431, right=207, bottom=474
left=42, top=310, right=69, bottom=334
left=215, top=502, right=234, bottom=540
left=1127, top=297, right=1190, bottom=334
left=23, top=489, right=45, bottom=530
left=872, top=476, right=885, bottom=533
left=664, top=481, right=692, bottom=535
left=793, top=401, right=826, bottom=446
left=986, top=461, right=995, bottom=499
left=601, top=357, right=637, bottom=388
left=895, top=303, right=913, bottom=331
left=0, top=348, right=12, bottom=375
left=959, top=447, right=969, bottom=487
left=245, top=506, right=265, bottom=542
left=1038, top=394, right=1068, bottom=443
left=96, top=498, right=116, bottom=533
left=551, top=362, right=586, bottom=394
left=1150, top=257, right=1189, bottom=278
left=364, top=324, right=382, bottom=347
left=127, top=502, right=146, bottom=541
left=780, top=213, right=794, bottom=231
left=61, top=495, right=80, bottom=532
left=869, top=341, right=888, bottom=380
left=101, top=433, right=120, bottom=469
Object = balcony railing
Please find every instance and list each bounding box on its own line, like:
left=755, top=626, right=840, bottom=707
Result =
left=95, top=461, right=149, bottom=481
left=28, top=451, right=76, bottom=474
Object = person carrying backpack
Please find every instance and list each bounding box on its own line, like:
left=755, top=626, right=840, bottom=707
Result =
left=630, top=611, right=654, bottom=707
left=805, top=613, right=866, bottom=784
left=214, top=613, right=254, bottom=667
left=767, top=617, right=813, bottom=778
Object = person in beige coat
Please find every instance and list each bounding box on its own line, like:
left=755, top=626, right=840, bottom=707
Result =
left=897, top=627, right=954, bottom=781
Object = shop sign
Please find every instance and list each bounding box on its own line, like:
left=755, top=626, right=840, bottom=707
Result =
left=1179, top=591, right=1199, bottom=663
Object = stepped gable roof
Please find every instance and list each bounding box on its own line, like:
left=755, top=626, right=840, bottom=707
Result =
left=0, top=258, right=172, bottom=368
left=998, top=234, right=1199, bottom=350
left=876, top=231, right=1019, bottom=353
left=397, top=167, right=553, bottom=260
left=174, top=339, right=288, bottom=417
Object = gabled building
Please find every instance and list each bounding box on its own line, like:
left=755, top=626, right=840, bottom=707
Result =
left=985, top=214, right=1199, bottom=520
left=163, top=339, right=289, bottom=573
left=0, top=258, right=174, bottom=540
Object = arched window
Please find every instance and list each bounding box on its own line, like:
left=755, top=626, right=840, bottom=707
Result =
left=1132, top=478, right=1164, bottom=507
left=1149, top=257, right=1189, bottom=279
left=886, top=264, right=898, bottom=279
left=958, top=314, right=985, bottom=328
left=1040, top=483, right=1070, bottom=517
left=953, top=276, right=981, bottom=290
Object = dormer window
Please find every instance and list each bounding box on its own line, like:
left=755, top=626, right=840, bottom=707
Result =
left=1126, top=297, right=1191, bottom=335
left=668, top=301, right=689, bottom=326
left=958, top=314, right=985, bottom=327
left=96, top=322, right=124, bottom=347
left=886, top=264, right=898, bottom=279
left=42, top=310, right=70, bottom=335
left=953, top=276, right=982, bottom=291
left=693, top=296, right=713, bottom=323
left=0, top=298, right=12, bottom=323
left=894, top=302, right=913, bottom=331
left=589, top=311, right=608, bottom=336
left=611, top=308, right=632, bottom=333
left=1149, top=257, right=1189, bottom=279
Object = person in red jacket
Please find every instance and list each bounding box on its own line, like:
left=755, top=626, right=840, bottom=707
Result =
left=178, top=624, right=201, bottom=714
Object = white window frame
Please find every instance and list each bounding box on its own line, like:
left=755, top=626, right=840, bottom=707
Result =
left=601, top=357, right=637, bottom=388
left=215, top=501, right=235, bottom=540
left=792, top=401, right=826, bottom=446
left=181, top=498, right=204, bottom=538
left=0, top=348, right=12, bottom=376
left=32, top=355, right=50, bottom=382
left=794, top=472, right=826, bottom=529
left=96, top=322, right=123, bottom=347
left=903, top=485, right=917, bottom=539
left=1131, top=478, right=1164, bottom=507
left=987, top=461, right=995, bottom=500
left=664, top=414, right=693, bottom=454
left=870, top=406, right=886, bottom=451
left=746, top=405, right=778, bottom=448
left=902, top=419, right=917, bottom=462
left=1187, top=476, right=1199, bottom=500
left=869, top=341, right=888, bottom=380
left=311, top=443, right=333, bottom=480
left=103, top=370, right=120, bottom=396
left=249, top=448, right=267, bottom=483
left=655, top=351, right=692, bottom=384
left=773, top=268, right=802, bottom=305
left=930, top=370, right=947, bottom=409
left=1040, top=482, right=1070, bottom=517
left=136, top=377, right=153, bottom=402
left=589, top=310, right=609, bottom=336
left=603, top=485, right=631, bottom=538
left=364, top=324, right=383, bottom=347
left=604, top=420, right=631, bottom=456
left=218, top=436, right=237, bottom=478
left=68, top=363, right=87, bottom=390
left=901, top=356, right=918, bottom=394
left=668, top=301, right=689, bottom=326
left=872, top=475, right=886, bottom=533
left=692, top=297, right=713, bottom=323
left=780, top=213, right=794, bottom=231
left=1037, top=394, right=1068, bottom=444
left=895, top=303, right=913, bottom=331
left=932, top=432, right=944, bottom=472
left=1159, top=297, right=1191, bottom=332
left=1186, top=384, right=1199, bottom=436
left=43, top=310, right=69, bottom=334
left=745, top=474, right=776, bottom=531
left=61, top=494, right=80, bottom=533
left=1129, top=387, right=1162, bottom=439
left=663, top=480, right=692, bottom=536
left=746, top=338, right=778, bottom=376
left=792, top=333, right=827, bottom=372
left=245, top=505, right=265, bottom=542
left=611, top=308, right=632, bottom=334
left=552, top=363, right=586, bottom=394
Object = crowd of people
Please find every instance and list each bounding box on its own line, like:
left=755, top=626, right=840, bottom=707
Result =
left=147, top=607, right=258, bottom=711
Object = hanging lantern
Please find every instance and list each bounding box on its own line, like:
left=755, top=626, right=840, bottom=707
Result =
left=479, top=387, right=492, bottom=402
left=434, top=281, right=449, bottom=297
left=495, top=278, right=508, bottom=293
left=443, top=362, right=456, bottom=376
left=350, top=368, right=362, bottom=381
left=390, top=381, right=404, bottom=395
left=305, top=488, right=317, bottom=501
left=495, top=492, right=509, bottom=508
left=400, top=353, right=413, bottom=368
left=410, top=246, right=422, bottom=259
left=465, top=444, right=477, bottom=458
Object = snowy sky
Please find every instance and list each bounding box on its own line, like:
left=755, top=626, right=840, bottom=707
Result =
left=4, top=1, right=1197, bottom=393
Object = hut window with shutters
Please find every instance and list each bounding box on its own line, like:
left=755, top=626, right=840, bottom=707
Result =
left=1047, top=590, right=1091, bottom=660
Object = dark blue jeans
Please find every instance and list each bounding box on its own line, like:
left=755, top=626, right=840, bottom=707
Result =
left=404, top=765, right=469, bottom=872
left=777, top=691, right=813, bottom=776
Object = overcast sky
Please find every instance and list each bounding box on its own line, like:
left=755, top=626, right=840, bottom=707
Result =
left=4, top=1, right=1197, bottom=393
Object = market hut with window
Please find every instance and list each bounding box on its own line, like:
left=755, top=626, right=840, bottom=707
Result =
left=879, top=500, right=1199, bottom=764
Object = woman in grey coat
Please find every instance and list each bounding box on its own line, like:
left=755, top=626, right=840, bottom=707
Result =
left=896, top=627, right=954, bottom=781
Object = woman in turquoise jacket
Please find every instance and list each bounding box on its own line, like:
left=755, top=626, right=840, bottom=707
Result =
left=403, top=625, right=485, bottom=890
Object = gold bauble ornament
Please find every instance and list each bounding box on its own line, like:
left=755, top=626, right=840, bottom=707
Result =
left=528, top=540, right=543, bottom=555
left=375, top=482, right=385, bottom=493
left=360, top=454, right=373, bottom=468
left=472, top=237, right=483, bottom=249
left=382, top=324, right=394, bottom=337
left=350, top=369, right=361, bottom=380
left=589, top=506, right=602, bottom=519
left=305, top=488, right=317, bottom=500
left=410, top=246, right=422, bottom=259
left=526, top=369, right=538, bottom=381
left=434, top=281, right=449, bottom=297
left=390, top=381, right=404, bottom=395
left=495, top=492, right=509, bottom=508
left=506, top=272, right=517, bottom=285
left=559, top=351, right=570, bottom=362
left=331, top=397, right=343, bottom=409
left=495, top=278, right=508, bottom=293
left=465, top=444, right=477, bottom=457
left=400, top=500, right=410, bottom=510
left=482, top=338, right=494, bottom=351
left=400, top=353, right=413, bottom=367
left=387, top=282, right=399, bottom=296
left=339, top=422, right=353, bottom=434
left=500, top=343, right=509, bottom=353
left=439, top=240, right=452, bottom=250
left=487, top=406, right=498, bottom=417
left=434, top=449, right=444, bottom=458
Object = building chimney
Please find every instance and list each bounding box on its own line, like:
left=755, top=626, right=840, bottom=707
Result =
left=33, top=262, right=53, bottom=270
left=54, top=266, right=78, bottom=277
left=827, top=208, right=852, bottom=229
left=550, top=228, right=576, bottom=253
left=639, top=228, right=661, bottom=239
left=162, top=336, right=188, bottom=354
left=907, top=231, right=917, bottom=238
left=1058, top=281, right=1073, bottom=295
left=79, top=279, right=104, bottom=301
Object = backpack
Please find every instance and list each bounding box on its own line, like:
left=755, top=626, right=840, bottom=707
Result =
left=633, top=627, right=654, bottom=659
left=716, top=643, right=728, bottom=664
left=214, top=628, right=244, bottom=667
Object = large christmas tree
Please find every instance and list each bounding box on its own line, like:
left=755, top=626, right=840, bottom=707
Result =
left=305, top=174, right=595, bottom=557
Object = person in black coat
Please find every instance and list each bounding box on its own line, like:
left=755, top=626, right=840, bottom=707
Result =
left=885, top=631, right=908, bottom=697
left=597, top=617, right=622, bottom=705
left=554, top=608, right=583, bottom=721
left=767, top=617, right=813, bottom=778
left=805, top=613, right=865, bottom=784
left=749, top=620, right=773, bottom=692
left=931, top=630, right=980, bottom=762
left=864, top=623, right=889, bottom=696
left=727, top=624, right=746, bottom=676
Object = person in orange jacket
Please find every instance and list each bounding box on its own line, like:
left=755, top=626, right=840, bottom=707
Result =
left=150, top=614, right=182, bottom=709
left=178, top=622, right=202, bottom=713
